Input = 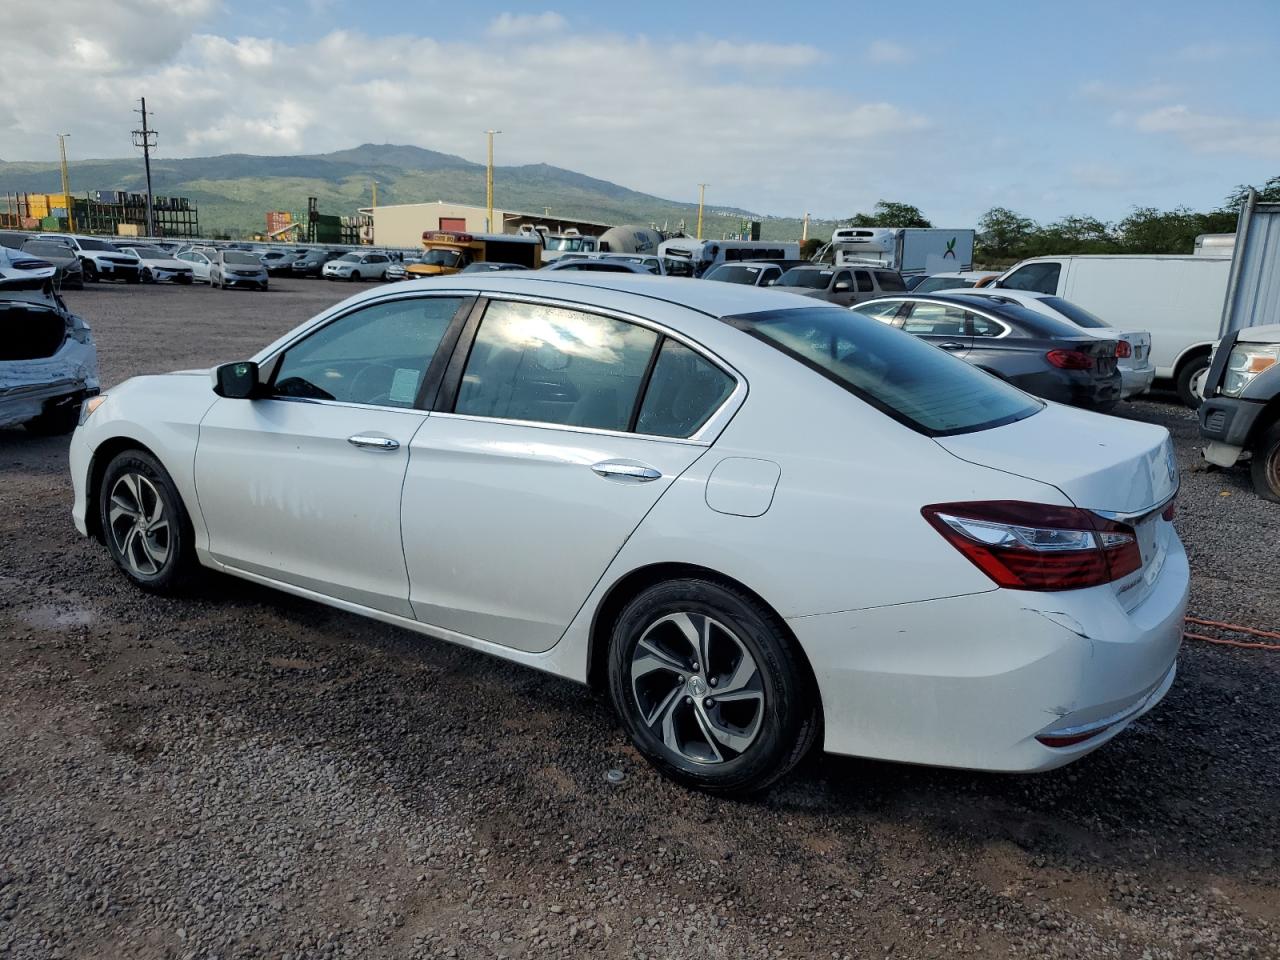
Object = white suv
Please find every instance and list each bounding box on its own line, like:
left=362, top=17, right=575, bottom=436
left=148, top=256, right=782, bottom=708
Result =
left=35, top=234, right=142, bottom=283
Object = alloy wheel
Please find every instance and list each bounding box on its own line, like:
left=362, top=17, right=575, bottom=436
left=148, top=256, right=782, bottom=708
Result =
left=107, top=473, right=171, bottom=577
left=629, top=612, right=765, bottom=765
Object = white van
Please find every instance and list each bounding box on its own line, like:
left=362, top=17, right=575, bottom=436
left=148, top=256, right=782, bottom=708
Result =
left=995, top=255, right=1232, bottom=406
left=659, top=238, right=800, bottom=276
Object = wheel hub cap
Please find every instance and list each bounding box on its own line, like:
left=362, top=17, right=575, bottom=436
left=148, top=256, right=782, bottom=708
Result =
left=629, top=612, right=765, bottom=765
left=107, top=473, right=171, bottom=577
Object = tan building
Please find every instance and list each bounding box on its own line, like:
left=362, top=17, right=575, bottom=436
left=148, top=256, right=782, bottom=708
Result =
left=365, top=201, right=614, bottom=248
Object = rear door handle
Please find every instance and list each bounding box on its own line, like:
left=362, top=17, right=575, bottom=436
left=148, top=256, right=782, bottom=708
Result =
left=938, top=341, right=967, bottom=350
left=591, top=460, right=662, bottom=482
left=348, top=434, right=400, bottom=451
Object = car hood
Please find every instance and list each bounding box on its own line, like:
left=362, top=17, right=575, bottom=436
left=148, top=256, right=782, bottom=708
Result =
left=145, top=258, right=189, bottom=270
left=935, top=402, right=1176, bottom=514
left=778, top=287, right=830, bottom=299
left=1236, top=323, right=1280, bottom=345
left=224, top=262, right=266, bottom=272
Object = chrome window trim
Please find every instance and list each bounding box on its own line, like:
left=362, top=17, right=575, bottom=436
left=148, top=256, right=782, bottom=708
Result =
left=458, top=292, right=747, bottom=443
left=269, top=396, right=433, bottom=417
left=428, top=411, right=712, bottom=447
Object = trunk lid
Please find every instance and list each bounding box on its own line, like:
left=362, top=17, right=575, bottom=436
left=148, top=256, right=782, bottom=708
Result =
left=935, top=402, right=1175, bottom=514
left=935, top=403, right=1178, bottom=611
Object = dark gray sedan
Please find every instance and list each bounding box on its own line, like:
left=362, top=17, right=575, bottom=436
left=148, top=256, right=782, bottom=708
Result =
left=853, top=293, right=1122, bottom=412
left=20, top=240, right=85, bottom=289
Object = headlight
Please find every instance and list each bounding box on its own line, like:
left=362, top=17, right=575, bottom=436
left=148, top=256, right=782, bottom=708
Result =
left=1222, top=343, right=1280, bottom=396
left=79, top=394, right=107, bottom=425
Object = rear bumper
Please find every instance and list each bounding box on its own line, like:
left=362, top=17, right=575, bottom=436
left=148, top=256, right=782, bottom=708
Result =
left=1119, top=363, right=1156, bottom=399
left=1199, top=396, right=1266, bottom=466
left=1012, top=369, right=1123, bottom=410
left=789, top=533, right=1189, bottom=772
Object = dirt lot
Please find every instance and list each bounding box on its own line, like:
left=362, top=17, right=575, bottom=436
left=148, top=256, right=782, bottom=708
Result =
left=2, top=278, right=1279, bottom=960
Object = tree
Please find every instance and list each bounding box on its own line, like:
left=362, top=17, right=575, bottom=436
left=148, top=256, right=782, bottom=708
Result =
left=1026, top=215, right=1116, bottom=256
left=1115, top=205, right=1234, bottom=255
left=975, top=206, right=1036, bottom=262
left=1223, top=175, right=1280, bottom=211
left=846, top=201, right=932, bottom=228
left=799, top=237, right=824, bottom=259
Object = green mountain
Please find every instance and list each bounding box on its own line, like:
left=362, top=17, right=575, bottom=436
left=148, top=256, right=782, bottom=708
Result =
left=0, top=143, right=835, bottom=242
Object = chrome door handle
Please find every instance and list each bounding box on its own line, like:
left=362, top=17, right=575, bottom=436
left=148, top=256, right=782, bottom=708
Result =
left=348, top=434, right=400, bottom=451
left=938, top=341, right=966, bottom=350
left=591, top=460, right=662, bottom=482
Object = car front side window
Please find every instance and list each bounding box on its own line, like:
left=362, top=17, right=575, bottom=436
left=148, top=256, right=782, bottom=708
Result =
left=272, top=296, right=464, bottom=407
left=454, top=300, right=658, bottom=431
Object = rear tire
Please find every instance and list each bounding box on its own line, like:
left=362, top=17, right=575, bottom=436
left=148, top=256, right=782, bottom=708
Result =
left=607, top=578, right=819, bottom=796
left=1250, top=420, right=1280, bottom=504
left=1176, top=353, right=1210, bottom=409
left=98, top=449, right=197, bottom=592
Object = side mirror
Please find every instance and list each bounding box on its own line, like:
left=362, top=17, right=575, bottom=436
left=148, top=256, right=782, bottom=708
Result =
left=833, top=281, right=851, bottom=292
left=214, top=360, right=261, bottom=399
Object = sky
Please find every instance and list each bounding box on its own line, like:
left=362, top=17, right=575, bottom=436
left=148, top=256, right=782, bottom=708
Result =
left=4, top=0, right=1279, bottom=226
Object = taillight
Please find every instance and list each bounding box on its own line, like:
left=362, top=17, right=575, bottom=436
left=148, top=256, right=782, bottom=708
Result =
left=1161, top=496, right=1177, bottom=522
left=1046, top=349, right=1095, bottom=370
left=921, top=501, right=1141, bottom=591
left=1116, top=340, right=1131, bottom=358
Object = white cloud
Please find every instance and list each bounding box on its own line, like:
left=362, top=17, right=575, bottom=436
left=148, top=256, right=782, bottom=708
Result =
left=486, top=11, right=567, bottom=38
left=1132, top=105, right=1280, bottom=159
left=867, top=40, right=913, bottom=64
left=0, top=16, right=928, bottom=215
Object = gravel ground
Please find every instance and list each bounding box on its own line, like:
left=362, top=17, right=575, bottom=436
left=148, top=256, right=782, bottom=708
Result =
left=1, top=279, right=1278, bottom=960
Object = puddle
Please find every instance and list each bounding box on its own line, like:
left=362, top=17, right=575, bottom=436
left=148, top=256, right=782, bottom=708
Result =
left=19, top=604, right=97, bottom=630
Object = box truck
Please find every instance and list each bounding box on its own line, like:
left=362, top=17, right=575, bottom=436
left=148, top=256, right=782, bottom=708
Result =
left=821, top=227, right=975, bottom=276
left=994, top=254, right=1232, bottom=406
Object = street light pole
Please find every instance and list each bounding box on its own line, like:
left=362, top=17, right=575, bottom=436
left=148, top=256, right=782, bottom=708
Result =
left=485, top=130, right=501, bottom=232
left=696, top=183, right=708, bottom=240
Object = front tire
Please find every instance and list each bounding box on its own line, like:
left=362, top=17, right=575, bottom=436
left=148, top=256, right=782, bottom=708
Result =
left=1250, top=420, right=1280, bottom=503
left=99, top=449, right=196, bottom=592
left=607, top=579, right=819, bottom=795
left=1176, top=353, right=1210, bottom=409
left=350, top=270, right=361, bottom=282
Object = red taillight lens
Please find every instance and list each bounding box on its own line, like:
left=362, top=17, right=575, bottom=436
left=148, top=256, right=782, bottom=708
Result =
left=1161, top=496, right=1177, bottom=521
left=1045, top=349, right=1095, bottom=370
left=1115, top=340, right=1132, bottom=359
left=921, top=501, right=1140, bottom=591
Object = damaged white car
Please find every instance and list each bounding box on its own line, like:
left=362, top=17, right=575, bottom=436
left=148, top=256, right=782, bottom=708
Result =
left=1, top=247, right=99, bottom=434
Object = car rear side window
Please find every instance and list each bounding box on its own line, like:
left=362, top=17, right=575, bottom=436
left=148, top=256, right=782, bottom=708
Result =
left=455, top=300, right=657, bottom=431
left=273, top=296, right=463, bottom=406
left=1040, top=296, right=1110, bottom=328
left=723, top=305, right=1041, bottom=436
left=635, top=339, right=735, bottom=438
left=855, top=271, right=874, bottom=293
left=1001, top=262, right=1061, bottom=294
left=875, top=271, right=907, bottom=292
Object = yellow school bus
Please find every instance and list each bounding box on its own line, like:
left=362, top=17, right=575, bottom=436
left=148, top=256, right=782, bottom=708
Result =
left=405, top=231, right=543, bottom=277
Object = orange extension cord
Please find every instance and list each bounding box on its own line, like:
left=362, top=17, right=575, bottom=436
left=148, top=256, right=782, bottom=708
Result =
left=1184, top=615, right=1280, bottom=652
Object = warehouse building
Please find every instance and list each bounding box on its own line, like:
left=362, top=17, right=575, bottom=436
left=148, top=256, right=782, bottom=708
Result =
left=365, top=201, right=613, bottom=248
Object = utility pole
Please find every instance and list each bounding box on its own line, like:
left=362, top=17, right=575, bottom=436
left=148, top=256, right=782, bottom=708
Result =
left=801, top=212, right=810, bottom=244
left=696, top=183, right=708, bottom=240
left=131, top=98, right=157, bottom=236
left=371, top=179, right=378, bottom=208
left=485, top=130, right=501, bottom=232
left=58, top=134, right=74, bottom=231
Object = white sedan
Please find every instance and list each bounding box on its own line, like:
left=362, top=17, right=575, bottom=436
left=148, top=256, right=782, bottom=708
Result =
left=175, top=249, right=215, bottom=283
left=69, top=275, right=1188, bottom=794
left=323, top=251, right=392, bottom=281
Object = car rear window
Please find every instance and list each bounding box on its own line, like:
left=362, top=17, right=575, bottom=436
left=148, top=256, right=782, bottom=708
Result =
left=1040, top=296, right=1111, bottom=329
left=874, top=271, right=907, bottom=292
left=722, top=305, right=1041, bottom=436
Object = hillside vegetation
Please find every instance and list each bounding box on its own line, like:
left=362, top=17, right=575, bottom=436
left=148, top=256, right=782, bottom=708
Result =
left=0, top=142, right=836, bottom=242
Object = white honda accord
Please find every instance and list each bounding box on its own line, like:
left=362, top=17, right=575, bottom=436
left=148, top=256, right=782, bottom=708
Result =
left=70, top=274, right=1188, bottom=794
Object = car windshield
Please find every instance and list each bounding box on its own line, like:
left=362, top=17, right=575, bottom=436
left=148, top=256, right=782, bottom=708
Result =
left=78, top=238, right=117, bottom=251
left=336, top=253, right=362, bottom=263
left=224, top=252, right=262, bottom=266
left=706, top=265, right=765, bottom=284
left=776, top=269, right=833, bottom=290
left=129, top=247, right=167, bottom=260
left=912, top=276, right=974, bottom=293
left=722, top=305, right=1041, bottom=436
left=422, top=249, right=463, bottom=267
left=545, top=237, right=584, bottom=251
left=22, top=242, right=68, bottom=258
left=1040, top=296, right=1111, bottom=329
